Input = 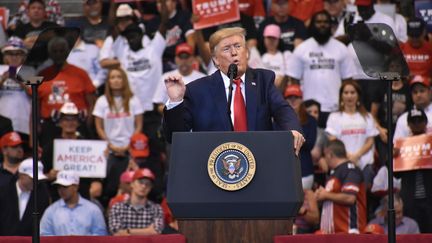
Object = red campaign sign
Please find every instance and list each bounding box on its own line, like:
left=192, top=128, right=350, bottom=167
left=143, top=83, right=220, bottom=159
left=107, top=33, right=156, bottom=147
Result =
left=394, top=134, right=432, bottom=172
left=192, top=0, right=240, bottom=30
left=0, top=7, right=9, bottom=30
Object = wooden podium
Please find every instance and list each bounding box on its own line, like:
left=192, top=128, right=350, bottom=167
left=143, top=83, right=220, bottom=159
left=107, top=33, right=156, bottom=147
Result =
left=167, top=132, right=303, bottom=243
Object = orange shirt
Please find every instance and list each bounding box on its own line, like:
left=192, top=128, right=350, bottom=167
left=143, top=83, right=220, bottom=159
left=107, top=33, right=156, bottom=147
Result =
left=37, top=64, right=96, bottom=119
left=400, top=41, right=432, bottom=77
left=289, top=0, right=324, bottom=22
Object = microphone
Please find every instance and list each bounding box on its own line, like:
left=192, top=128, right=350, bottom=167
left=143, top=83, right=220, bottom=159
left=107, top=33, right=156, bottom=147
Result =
left=227, top=64, right=237, bottom=130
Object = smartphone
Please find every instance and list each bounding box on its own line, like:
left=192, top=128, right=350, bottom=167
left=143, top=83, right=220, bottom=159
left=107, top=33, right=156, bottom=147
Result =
left=8, top=66, right=17, bottom=80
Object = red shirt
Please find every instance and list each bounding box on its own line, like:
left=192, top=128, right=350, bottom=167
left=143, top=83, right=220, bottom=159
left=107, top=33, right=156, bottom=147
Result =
left=37, top=64, right=96, bottom=118
left=400, top=41, right=432, bottom=77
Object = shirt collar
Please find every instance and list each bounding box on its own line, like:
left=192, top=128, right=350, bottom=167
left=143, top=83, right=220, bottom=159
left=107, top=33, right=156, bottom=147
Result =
left=60, top=195, right=84, bottom=208
left=220, top=70, right=246, bottom=90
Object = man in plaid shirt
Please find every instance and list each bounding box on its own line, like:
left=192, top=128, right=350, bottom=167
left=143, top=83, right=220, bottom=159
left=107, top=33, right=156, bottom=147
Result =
left=108, top=168, right=164, bottom=235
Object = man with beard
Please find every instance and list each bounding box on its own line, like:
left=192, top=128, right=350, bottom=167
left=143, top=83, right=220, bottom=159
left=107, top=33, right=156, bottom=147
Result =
left=0, top=132, right=24, bottom=187
left=287, top=11, right=355, bottom=127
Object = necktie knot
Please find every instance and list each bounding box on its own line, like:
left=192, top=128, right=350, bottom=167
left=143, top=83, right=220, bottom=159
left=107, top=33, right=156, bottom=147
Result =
left=233, top=78, right=242, bottom=86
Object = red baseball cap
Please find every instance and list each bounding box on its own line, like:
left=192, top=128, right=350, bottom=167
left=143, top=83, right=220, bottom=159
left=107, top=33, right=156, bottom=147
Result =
left=284, top=84, right=303, bottom=98
left=132, top=168, right=155, bottom=181
left=120, top=170, right=135, bottom=183
left=0, top=131, right=23, bottom=148
left=130, top=133, right=150, bottom=158
left=175, top=43, right=193, bottom=56
left=356, top=0, right=372, bottom=6
left=409, top=75, right=430, bottom=88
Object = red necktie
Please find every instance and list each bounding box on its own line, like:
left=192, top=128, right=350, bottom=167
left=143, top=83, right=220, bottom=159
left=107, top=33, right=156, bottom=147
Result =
left=233, top=78, right=247, bottom=131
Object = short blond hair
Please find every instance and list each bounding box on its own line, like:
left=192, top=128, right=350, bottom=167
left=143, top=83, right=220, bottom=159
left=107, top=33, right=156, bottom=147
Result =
left=209, top=27, right=246, bottom=55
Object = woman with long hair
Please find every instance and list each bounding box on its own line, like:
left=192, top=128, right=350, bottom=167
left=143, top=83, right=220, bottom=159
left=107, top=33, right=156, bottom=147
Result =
left=325, top=80, right=378, bottom=187
left=284, top=84, right=317, bottom=190
left=92, top=67, right=144, bottom=202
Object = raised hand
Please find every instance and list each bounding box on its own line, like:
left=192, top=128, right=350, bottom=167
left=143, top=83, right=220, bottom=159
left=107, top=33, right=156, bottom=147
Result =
left=165, top=75, right=186, bottom=102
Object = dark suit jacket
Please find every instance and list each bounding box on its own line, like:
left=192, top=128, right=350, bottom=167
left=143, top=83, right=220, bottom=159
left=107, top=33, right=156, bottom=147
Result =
left=164, top=68, right=302, bottom=142
left=0, top=180, right=51, bottom=236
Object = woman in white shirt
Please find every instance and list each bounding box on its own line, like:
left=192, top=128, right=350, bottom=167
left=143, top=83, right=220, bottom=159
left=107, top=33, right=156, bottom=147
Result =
left=93, top=67, right=144, bottom=200
left=325, top=80, right=378, bottom=187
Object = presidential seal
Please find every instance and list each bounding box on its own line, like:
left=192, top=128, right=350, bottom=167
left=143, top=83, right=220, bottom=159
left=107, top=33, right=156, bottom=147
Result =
left=207, top=142, right=256, bottom=191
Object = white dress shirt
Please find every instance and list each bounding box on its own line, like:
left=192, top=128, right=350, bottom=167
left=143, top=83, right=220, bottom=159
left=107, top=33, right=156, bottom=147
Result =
left=16, top=182, right=30, bottom=220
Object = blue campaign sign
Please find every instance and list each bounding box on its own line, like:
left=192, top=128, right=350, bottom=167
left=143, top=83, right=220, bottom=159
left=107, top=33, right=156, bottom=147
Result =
left=415, top=0, right=432, bottom=32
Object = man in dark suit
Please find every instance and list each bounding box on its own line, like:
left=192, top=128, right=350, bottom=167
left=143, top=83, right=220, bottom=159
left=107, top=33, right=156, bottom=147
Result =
left=0, top=158, right=50, bottom=236
left=164, top=27, right=305, bottom=154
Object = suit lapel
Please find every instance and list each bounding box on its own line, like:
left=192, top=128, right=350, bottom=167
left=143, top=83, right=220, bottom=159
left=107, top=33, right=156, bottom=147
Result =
left=209, top=71, right=232, bottom=130
left=245, top=69, right=257, bottom=131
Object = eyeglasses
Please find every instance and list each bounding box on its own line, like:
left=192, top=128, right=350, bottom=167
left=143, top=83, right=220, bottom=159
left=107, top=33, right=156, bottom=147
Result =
left=137, top=178, right=153, bottom=186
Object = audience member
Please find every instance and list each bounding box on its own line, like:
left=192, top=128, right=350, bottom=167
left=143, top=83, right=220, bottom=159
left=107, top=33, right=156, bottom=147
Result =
left=324, top=0, right=350, bottom=34
left=284, top=85, right=317, bottom=189
left=40, top=170, right=107, bottom=235
left=294, top=189, right=320, bottom=234
left=258, top=0, right=307, bottom=53
left=0, top=158, right=50, bottom=236
left=325, top=81, right=378, bottom=187
left=316, top=139, right=367, bottom=234
left=11, top=0, right=58, bottom=49
left=400, top=18, right=432, bottom=78
left=287, top=11, right=355, bottom=127
left=0, top=132, right=24, bottom=187
left=145, top=0, right=195, bottom=72
left=371, top=166, right=401, bottom=196
left=40, top=102, right=94, bottom=200
left=394, top=107, right=432, bottom=233
left=153, top=43, right=206, bottom=112
left=89, top=180, right=104, bottom=213
left=334, top=0, right=395, bottom=44
left=92, top=67, right=144, bottom=204
left=128, top=133, right=165, bottom=202
left=393, top=75, right=432, bottom=141
left=376, top=0, right=407, bottom=42
left=371, top=77, right=411, bottom=165
left=109, top=168, right=164, bottom=235
left=0, top=37, right=33, bottom=139
left=238, top=0, right=266, bottom=27
left=99, top=3, right=140, bottom=70
left=67, top=36, right=106, bottom=90
left=289, top=0, right=324, bottom=26
left=369, top=193, right=420, bottom=234
left=37, top=36, right=96, bottom=146
left=76, top=0, right=109, bottom=48
left=304, top=99, right=328, bottom=187
left=108, top=170, right=134, bottom=209
left=260, top=24, right=290, bottom=89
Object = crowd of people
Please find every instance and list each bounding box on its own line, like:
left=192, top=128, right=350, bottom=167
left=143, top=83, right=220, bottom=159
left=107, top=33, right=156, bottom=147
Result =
left=0, top=0, right=431, bottom=237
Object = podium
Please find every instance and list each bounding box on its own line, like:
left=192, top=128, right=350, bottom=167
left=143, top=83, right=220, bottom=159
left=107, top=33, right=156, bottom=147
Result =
left=167, top=131, right=303, bottom=243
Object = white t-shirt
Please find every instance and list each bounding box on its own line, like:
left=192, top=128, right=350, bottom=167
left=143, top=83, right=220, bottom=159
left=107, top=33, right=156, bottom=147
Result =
left=92, top=95, right=144, bottom=147
left=261, top=51, right=291, bottom=77
left=110, top=32, right=166, bottom=112
left=153, top=69, right=206, bottom=104
left=393, top=104, right=432, bottom=142
left=334, top=11, right=396, bottom=38
left=68, top=41, right=106, bottom=88
left=326, top=111, right=379, bottom=170
left=0, top=65, right=33, bottom=134
left=287, top=38, right=355, bottom=112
